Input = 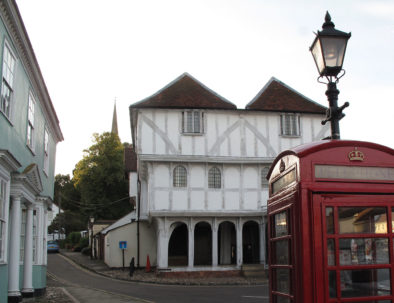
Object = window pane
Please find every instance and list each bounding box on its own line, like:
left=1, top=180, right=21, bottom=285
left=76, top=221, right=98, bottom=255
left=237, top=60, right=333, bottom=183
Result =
left=273, top=268, right=291, bottom=294
left=326, top=207, right=334, bottom=234
left=327, top=239, right=335, bottom=266
left=186, top=112, right=193, bottom=132
left=173, top=166, right=187, bottom=187
left=339, top=238, right=388, bottom=265
left=274, top=212, right=288, bottom=237
left=340, top=269, right=390, bottom=298
left=338, top=207, right=387, bottom=234
left=208, top=167, right=221, bottom=188
left=328, top=270, right=337, bottom=298
left=193, top=111, right=200, bottom=133
left=273, top=295, right=291, bottom=303
left=272, top=240, right=289, bottom=265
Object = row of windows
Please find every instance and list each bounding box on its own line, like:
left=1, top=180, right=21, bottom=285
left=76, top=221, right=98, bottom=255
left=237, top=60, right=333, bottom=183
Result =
left=0, top=42, right=50, bottom=175
left=172, top=165, right=270, bottom=189
left=182, top=110, right=301, bottom=137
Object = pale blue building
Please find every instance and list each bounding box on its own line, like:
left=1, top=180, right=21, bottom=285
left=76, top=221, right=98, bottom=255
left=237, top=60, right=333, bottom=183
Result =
left=0, top=1, right=63, bottom=302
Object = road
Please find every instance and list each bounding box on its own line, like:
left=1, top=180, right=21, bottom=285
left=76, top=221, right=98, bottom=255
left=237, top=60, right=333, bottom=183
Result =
left=47, top=253, right=269, bottom=303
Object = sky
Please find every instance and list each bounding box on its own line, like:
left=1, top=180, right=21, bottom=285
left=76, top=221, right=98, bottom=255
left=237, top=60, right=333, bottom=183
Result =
left=16, top=0, right=394, bottom=176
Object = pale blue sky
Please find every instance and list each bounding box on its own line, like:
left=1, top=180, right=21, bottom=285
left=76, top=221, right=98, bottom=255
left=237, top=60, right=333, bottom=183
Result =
left=16, top=0, right=394, bottom=175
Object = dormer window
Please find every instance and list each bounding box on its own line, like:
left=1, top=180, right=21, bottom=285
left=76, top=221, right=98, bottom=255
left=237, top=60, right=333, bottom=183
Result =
left=182, top=110, right=204, bottom=134
left=281, top=113, right=300, bottom=137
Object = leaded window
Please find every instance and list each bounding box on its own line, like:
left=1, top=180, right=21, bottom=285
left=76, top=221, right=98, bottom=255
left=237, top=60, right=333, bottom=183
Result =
left=182, top=110, right=204, bottom=134
left=20, top=209, right=26, bottom=262
left=208, top=167, right=221, bottom=188
left=1, top=43, right=16, bottom=119
left=261, top=166, right=270, bottom=187
left=173, top=165, right=187, bottom=187
left=281, top=114, right=300, bottom=136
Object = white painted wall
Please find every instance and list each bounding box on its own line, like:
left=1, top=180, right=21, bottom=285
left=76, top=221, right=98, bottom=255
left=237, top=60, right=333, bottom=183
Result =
left=104, top=221, right=157, bottom=268
left=135, top=109, right=329, bottom=158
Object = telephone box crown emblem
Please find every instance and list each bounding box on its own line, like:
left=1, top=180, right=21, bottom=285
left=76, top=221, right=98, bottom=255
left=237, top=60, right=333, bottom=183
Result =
left=348, top=147, right=364, bottom=161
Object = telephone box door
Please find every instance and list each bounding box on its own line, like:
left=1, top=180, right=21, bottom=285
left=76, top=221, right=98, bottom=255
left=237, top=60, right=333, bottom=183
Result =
left=313, top=194, right=394, bottom=303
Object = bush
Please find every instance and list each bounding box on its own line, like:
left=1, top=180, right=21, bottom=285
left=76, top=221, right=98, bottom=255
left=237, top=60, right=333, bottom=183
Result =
left=79, top=237, right=89, bottom=249
left=81, top=246, right=91, bottom=256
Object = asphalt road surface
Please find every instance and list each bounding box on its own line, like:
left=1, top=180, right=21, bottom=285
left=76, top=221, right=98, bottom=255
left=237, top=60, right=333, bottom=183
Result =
left=47, top=253, right=269, bottom=303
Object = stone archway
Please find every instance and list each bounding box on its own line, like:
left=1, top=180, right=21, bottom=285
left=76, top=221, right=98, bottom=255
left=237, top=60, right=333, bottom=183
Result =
left=168, top=222, right=188, bottom=266
left=194, top=222, right=212, bottom=266
left=218, top=221, right=236, bottom=265
left=242, top=221, right=260, bottom=264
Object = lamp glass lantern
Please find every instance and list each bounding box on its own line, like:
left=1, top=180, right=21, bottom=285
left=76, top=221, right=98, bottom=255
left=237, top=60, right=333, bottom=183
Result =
left=310, top=12, right=351, bottom=78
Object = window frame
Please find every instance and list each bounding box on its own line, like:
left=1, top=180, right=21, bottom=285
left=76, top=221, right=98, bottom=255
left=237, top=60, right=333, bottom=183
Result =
left=0, top=41, right=16, bottom=122
left=26, top=92, right=36, bottom=152
left=182, top=110, right=204, bottom=134
left=173, top=165, right=187, bottom=188
left=208, top=166, right=221, bottom=189
left=280, top=113, right=300, bottom=137
left=43, top=128, right=50, bottom=175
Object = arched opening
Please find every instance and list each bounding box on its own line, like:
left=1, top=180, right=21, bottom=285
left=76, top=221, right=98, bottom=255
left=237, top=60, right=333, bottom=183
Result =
left=168, top=223, right=188, bottom=266
left=194, top=222, right=212, bottom=266
left=218, top=221, right=236, bottom=265
left=242, top=221, right=260, bottom=264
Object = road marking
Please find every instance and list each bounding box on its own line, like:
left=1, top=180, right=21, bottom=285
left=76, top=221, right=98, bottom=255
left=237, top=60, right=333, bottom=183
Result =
left=60, top=287, right=81, bottom=303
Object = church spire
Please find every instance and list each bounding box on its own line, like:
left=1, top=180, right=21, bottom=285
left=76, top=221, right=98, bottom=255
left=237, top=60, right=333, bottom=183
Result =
left=111, top=100, right=118, bottom=135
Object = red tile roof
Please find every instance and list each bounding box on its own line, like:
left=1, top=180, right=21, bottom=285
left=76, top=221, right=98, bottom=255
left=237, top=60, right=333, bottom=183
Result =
left=246, top=77, right=327, bottom=114
left=130, top=73, right=237, bottom=110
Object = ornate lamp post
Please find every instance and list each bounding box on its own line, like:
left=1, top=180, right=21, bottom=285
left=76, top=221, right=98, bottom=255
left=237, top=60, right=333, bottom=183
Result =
left=89, top=216, right=95, bottom=259
left=310, top=12, right=351, bottom=139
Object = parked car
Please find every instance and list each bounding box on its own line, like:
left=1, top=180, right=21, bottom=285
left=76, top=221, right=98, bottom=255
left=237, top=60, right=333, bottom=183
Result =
left=47, top=240, right=59, bottom=253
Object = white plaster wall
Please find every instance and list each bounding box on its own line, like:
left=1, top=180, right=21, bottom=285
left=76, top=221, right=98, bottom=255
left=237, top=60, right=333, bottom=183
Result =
left=104, top=222, right=157, bottom=268
left=137, top=109, right=328, bottom=158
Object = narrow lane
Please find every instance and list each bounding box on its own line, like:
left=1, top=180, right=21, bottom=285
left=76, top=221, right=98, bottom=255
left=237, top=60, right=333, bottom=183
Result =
left=48, top=254, right=268, bottom=303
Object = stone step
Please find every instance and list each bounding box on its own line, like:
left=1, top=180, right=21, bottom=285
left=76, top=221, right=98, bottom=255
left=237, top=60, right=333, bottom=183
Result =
left=241, top=264, right=267, bottom=278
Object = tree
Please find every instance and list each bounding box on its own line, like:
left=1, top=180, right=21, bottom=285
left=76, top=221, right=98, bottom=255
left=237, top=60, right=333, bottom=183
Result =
left=73, top=132, right=131, bottom=220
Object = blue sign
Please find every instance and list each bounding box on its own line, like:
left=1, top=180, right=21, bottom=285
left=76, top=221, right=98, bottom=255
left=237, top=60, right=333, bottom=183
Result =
left=119, top=241, right=127, bottom=249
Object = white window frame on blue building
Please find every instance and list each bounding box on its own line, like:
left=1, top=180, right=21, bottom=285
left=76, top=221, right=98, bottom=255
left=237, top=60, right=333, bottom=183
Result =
left=0, top=41, right=16, bottom=121
left=27, top=92, right=36, bottom=152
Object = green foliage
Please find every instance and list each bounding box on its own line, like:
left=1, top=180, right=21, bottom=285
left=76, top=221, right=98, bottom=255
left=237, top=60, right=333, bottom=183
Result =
left=79, top=237, right=89, bottom=249
left=48, top=211, right=86, bottom=236
left=66, top=231, right=81, bottom=246
left=73, top=132, right=131, bottom=220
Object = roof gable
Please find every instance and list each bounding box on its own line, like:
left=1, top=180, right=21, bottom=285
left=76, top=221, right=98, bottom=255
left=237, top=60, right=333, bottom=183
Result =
left=246, top=77, right=326, bottom=114
left=130, top=73, right=237, bottom=110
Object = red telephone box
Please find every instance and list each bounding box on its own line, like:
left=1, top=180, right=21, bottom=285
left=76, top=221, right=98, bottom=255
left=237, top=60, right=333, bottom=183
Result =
left=267, top=140, right=394, bottom=303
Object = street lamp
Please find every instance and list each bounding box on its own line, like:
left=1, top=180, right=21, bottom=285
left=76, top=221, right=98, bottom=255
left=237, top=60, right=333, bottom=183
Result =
left=89, top=216, right=94, bottom=259
left=310, top=12, right=351, bottom=139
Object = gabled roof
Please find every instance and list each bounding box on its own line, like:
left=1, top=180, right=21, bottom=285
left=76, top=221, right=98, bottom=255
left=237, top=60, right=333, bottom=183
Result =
left=130, top=73, right=237, bottom=110
left=246, top=77, right=327, bottom=114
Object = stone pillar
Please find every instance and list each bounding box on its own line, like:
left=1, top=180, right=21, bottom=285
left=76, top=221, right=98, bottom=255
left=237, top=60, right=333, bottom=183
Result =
left=212, top=220, right=218, bottom=267
left=236, top=219, right=243, bottom=267
left=156, top=219, right=168, bottom=269
left=22, top=204, right=34, bottom=296
left=259, top=218, right=267, bottom=266
left=8, top=195, right=22, bottom=300
left=188, top=223, right=194, bottom=268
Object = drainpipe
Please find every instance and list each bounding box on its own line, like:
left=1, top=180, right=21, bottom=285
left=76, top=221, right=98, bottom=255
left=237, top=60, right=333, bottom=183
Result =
left=137, top=179, right=141, bottom=268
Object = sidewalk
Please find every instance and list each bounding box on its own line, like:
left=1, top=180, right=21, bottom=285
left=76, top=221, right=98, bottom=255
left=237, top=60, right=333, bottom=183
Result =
left=60, top=250, right=267, bottom=286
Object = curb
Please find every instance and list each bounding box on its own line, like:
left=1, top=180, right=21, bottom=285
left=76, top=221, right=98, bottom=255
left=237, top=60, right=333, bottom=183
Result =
left=59, top=251, right=268, bottom=286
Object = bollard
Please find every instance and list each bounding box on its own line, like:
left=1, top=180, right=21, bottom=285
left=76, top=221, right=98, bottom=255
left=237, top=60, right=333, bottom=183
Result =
left=129, top=257, right=135, bottom=277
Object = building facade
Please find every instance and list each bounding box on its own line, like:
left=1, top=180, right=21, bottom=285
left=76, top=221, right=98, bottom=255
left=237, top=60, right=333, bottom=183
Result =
left=0, top=1, right=63, bottom=302
left=128, top=73, right=328, bottom=272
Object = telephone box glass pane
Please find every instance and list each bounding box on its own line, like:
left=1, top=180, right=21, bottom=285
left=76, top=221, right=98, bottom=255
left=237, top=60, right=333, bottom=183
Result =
left=273, top=295, right=291, bottom=303
left=340, top=268, right=391, bottom=298
left=274, top=212, right=288, bottom=237
left=273, top=240, right=289, bottom=265
left=273, top=268, right=291, bottom=294
left=338, top=207, right=387, bottom=234
left=339, top=238, right=389, bottom=265
left=391, top=208, right=394, bottom=232
left=326, top=207, right=334, bottom=234
left=327, top=239, right=335, bottom=266
left=328, top=270, right=337, bottom=298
